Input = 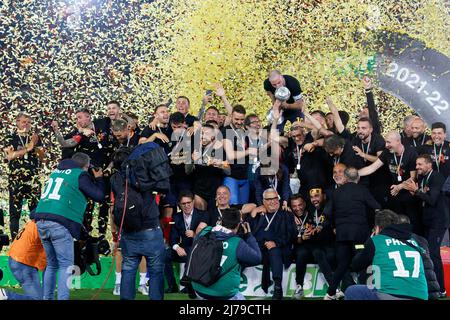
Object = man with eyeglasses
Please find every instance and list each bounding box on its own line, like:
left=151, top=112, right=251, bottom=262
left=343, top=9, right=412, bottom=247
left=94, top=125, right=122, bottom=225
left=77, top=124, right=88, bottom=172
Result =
left=248, top=188, right=296, bottom=300
left=196, top=186, right=256, bottom=233
left=165, top=191, right=206, bottom=294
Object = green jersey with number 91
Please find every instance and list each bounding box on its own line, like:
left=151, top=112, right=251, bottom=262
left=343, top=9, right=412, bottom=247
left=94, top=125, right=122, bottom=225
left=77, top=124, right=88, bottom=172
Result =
left=371, top=234, right=428, bottom=300
left=35, top=168, right=87, bottom=224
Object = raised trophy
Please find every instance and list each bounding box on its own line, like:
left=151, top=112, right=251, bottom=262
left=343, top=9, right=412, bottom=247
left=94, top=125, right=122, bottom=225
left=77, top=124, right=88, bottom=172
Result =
left=267, top=86, right=290, bottom=125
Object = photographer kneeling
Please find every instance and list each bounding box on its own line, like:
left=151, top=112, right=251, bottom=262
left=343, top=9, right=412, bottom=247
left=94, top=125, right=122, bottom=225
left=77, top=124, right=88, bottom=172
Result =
left=191, top=208, right=261, bottom=300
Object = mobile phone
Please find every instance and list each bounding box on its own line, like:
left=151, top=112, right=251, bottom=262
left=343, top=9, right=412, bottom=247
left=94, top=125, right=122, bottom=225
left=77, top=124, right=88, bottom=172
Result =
left=206, top=90, right=213, bottom=96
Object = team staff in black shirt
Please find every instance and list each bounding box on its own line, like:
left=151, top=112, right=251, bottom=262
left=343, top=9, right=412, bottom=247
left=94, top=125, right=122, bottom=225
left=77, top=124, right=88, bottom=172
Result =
left=264, top=70, right=304, bottom=131
left=359, top=131, right=421, bottom=233
left=3, top=113, right=45, bottom=238
left=404, top=154, right=449, bottom=296
left=419, top=122, right=450, bottom=179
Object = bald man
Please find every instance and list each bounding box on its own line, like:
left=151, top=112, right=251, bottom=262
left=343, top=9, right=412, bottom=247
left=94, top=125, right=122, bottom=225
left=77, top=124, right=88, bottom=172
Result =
left=404, top=117, right=431, bottom=150
left=264, top=70, right=304, bottom=131
left=359, top=131, right=422, bottom=234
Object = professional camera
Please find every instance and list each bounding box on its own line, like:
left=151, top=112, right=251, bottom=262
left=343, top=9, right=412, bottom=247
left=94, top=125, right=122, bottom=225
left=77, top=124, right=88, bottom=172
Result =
left=74, top=235, right=111, bottom=276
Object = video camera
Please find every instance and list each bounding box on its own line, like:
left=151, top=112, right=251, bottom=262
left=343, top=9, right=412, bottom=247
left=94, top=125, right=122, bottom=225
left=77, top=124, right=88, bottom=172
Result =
left=74, top=234, right=111, bottom=276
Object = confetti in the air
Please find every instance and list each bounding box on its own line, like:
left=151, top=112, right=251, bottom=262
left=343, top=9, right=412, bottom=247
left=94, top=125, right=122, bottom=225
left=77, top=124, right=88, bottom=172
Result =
left=0, top=0, right=449, bottom=198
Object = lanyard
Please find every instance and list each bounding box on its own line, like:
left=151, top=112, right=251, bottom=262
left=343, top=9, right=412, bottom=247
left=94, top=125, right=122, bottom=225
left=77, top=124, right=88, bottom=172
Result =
left=413, top=134, right=426, bottom=147
left=393, top=150, right=404, bottom=176
left=17, top=133, right=29, bottom=147
left=169, top=129, right=186, bottom=157
left=361, top=138, right=371, bottom=162
left=314, top=209, right=321, bottom=226
left=296, top=144, right=303, bottom=170
left=231, top=125, right=245, bottom=149
left=297, top=212, right=309, bottom=233
left=217, top=206, right=230, bottom=220
left=126, top=131, right=134, bottom=147
left=268, top=176, right=278, bottom=190
left=420, top=170, right=433, bottom=192
left=91, top=123, right=102, bottom=149
left=334, top=156, right=340, bottom=166
left=202, top=143, right=213, bottom=158
left=18, top=133, right=29, bottom=159
left=183, top=213, right=192, bottom=230
left=434, top=143, right=443, bottom=172
left=264, top=210, right=278, bottom=231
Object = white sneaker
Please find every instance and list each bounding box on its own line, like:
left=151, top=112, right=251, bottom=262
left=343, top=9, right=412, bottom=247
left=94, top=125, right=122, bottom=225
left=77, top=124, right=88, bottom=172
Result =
left=0, top=288, right=8, bottom=300
left=113, top=284, right=120, bottom=296
left=335, top=289, right=345, bottom=300
left=323, top=293, right=338, bottom=300
left=293, top=285, right=304, bottom=300
left=138, top=284, right=149, bottom=295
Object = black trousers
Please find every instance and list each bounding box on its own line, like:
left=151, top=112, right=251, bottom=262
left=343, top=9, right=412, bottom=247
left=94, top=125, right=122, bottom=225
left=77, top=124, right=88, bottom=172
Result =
left=327, top=241, right=363, bottom=295
left=261, top=247, right=284, bottom=292
left=295, top=243, right=335, bottom=286
left=83, top=176, right=111, bottom=235
left=387, top=197, right=423, bottom=236
left=8, top=180, right=40, bottom=239
left=424, top=227, right=447, bottom=293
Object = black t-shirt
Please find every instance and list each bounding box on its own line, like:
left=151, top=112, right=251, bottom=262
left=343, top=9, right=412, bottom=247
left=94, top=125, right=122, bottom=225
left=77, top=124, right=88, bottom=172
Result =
left=419, top=141, right=450, bottom=179
left=192, top=146, right=226, bottom=200
left=5, top=132, right=42, bottom=181
left=351, top=133, right=389, bottom=188
left=284, top=138, right=328, bottom=196
left=140, top=125, right=173, bottom=155
left=331, top=140, right=365, bottom=169
left=222, top=125, right=249, bottom=180
left=112, top=131, right=140, bottom=150
left=185, top=114, right=198, bottom=127
left=263, top=75, right=303, bottom=118
left=379, top=146, right=418, bottom=201
left=93, top=117, right=116, bottom=163
left=403, top=134, right=432, bottom=151
left=338, top=129, right=355, bottom=141
left=202, top=204, right=244, bottom=227
left=65, top=127, right=108, bottom=168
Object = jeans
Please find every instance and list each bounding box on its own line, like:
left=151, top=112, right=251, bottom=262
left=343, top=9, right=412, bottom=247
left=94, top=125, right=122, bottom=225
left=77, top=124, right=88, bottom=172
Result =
left=120, top=227, right=165, bottom=300
left=36, top=220, right=74, bottom=300
left=8, top=257, right=43, bottom=300
left=345, top=285, right=380, bottom=300
left=345, top=285, right=411, bottom=300
left=223, top=177, right=249, bottom=205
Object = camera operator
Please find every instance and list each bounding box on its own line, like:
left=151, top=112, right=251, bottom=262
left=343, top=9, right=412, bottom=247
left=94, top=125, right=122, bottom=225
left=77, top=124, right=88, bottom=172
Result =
left=191, top=208, right=261, bottom=300
left=34, top=152, right=105, bottom=300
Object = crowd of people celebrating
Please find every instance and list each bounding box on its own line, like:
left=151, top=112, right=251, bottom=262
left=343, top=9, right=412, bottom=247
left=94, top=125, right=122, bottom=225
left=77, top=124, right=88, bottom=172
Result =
left=1, top=70, right=450, bottom=300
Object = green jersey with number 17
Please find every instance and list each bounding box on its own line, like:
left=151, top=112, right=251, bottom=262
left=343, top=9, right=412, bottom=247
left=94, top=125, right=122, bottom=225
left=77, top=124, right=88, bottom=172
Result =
left=35, top=168, right=88, bottom=224
left=371, top=234, right=428, bottom=300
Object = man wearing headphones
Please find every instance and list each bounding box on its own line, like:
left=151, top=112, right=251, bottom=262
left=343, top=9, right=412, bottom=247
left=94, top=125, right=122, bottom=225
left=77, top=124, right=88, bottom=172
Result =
left=248, top=188, right=297, bottom=299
